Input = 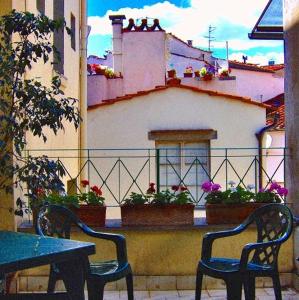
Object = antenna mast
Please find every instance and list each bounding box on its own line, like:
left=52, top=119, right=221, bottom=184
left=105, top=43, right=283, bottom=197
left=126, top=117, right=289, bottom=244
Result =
left=204, top=25, right=216, bottom=51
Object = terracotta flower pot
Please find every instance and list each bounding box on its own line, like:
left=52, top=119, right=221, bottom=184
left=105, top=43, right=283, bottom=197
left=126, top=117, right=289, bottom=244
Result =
left=184, top=72, right=193, bottom=78
left=72, top=205, right=106, bottom=227
left=167, top=70, right=176, bottom=78
left=205, top=202, right=269, bottom=224
left=94, top=68, right=106, bottom=75
left=194, top=71, right=200, bottom=78
left=201, top=73, right=213, bottom=81
left=121, top=204, right=194, bottom=226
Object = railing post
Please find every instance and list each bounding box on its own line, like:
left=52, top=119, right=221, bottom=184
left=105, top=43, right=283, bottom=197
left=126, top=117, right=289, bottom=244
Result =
left=87, top=149, right=90, bottom=191
left=254, top=155, right=258, bottom=193
left=225, top=148, right=228, bottom=189
left=156, top=149, right=160, bottom=193
left=283, top=147, right=286, bottom=187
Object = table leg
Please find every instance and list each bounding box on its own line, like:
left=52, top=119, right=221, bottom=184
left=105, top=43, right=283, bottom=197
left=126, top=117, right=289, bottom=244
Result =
left=56, top=256, right=89, bottom=300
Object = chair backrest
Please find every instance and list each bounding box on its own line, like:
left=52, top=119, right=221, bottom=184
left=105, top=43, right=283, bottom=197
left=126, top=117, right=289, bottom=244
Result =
left=35, top=204, right=87, bottom=239
left=245, top=203, right=293, bottom=267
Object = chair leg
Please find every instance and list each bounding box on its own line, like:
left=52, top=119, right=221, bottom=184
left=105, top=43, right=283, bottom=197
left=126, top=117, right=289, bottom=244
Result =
left=47, top=268, right=58, bottom=293
left=244, top=275, right=255, bottom=300
left=226, top=279, right=242, bottom=300
left=272, top=274, right=282, bottom=300
left=126, top=272, right=134, bottom=300
left=87, top=279, right=105, bottom=300
left=195, top=267, right=203, bottom=300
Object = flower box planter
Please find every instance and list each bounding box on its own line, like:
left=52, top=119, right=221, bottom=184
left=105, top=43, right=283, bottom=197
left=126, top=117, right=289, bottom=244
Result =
left=183, top=73, right=193, bottom=78
left=121, top=204, right=195, bottom=226
left=218, top=75, right=236, bottom=81
left=72, top=205, right=106, bottom=227
left=205, top=202, right=268, bottom=224
left=167, top=70, right=176, bottom=78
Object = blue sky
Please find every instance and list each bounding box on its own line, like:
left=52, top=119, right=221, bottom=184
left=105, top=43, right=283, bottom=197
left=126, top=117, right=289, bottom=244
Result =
left=87, top=0, right=283, bottom=65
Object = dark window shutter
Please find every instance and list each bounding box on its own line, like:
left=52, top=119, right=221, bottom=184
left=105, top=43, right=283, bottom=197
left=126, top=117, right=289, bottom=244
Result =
left=53, top=0, right=65, bottom=74
left=36, top=0, right=45, bottom=14
left=71, top=14, right=76, bottom=51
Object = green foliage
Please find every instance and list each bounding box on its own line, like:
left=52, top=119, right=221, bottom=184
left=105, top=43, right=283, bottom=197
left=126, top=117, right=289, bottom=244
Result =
left=44, top=193, right=80, bottom=208
left=224, top=186, right=254, bottom=204
left=79, top=191, right=105, bottom=206
left=255, top=191, right=281, bottom=203
left=123, top=192, right=148, bottom=205
left=123, top=186, right=193, bottom=206
left=206, top=190, right=229, bottom=204
left=0, top=10, right=81, bottom=216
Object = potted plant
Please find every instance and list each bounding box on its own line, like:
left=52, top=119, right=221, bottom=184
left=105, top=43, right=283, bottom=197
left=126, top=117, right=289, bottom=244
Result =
left=104, top=67, right=116, bottom=79
left=203, top=181, right=286, bottom=224
left=94, top=64, right=106, bottom=75
left=167, top=69, right=176, bottom=78
left=74, top=180, right=106, bottom=227
left=200, top=66, right=214, bottom=81
left=121, top=183, right=195, bottom=226
left=184, top=66, right=193, bottom=78
left=194, top=69, right=201, bottom=78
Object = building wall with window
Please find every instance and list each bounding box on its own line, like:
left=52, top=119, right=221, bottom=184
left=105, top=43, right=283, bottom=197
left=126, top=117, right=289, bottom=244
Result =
left=16, top=0, right=86, bottom=184
left=87, top=85, right=266, bottom=206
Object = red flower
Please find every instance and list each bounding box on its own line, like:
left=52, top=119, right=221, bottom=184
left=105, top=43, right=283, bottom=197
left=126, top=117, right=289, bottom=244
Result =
left=149, top=182, right=155, bottom=187
left=81, top=180, right=89, bottom=187
left=36, top=188, right=45, bottom=196
left=180, top=186, right=188, bottom=191
left=171, top=185, right=179, bottom=192
left=91, top=185, right=102, bottom=196
left=147, top=187, right=156, bottom=194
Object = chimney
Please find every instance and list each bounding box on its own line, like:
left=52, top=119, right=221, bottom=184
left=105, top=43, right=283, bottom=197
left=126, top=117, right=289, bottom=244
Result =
left=109, top=15, right=126, bottom=74
left=268, top=59, right=275, bottom=66
left=187, top=40, right=193, bottom=46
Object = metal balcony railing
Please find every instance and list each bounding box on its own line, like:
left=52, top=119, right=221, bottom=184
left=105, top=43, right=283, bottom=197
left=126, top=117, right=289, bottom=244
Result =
left=25, top=147, right=286, bottom=207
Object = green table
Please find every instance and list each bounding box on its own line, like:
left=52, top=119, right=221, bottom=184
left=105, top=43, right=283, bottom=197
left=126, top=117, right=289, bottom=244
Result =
left=0, top=231, right=95, bottom=299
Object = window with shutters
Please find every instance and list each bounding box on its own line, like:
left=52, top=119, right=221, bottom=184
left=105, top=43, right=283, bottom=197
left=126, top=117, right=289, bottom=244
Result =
left=53, top=0, right=65, bottom=74
left=70, top=14, right=76, bottom=51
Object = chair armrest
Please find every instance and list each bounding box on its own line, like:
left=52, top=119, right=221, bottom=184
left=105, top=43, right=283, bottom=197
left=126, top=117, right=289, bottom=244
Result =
left=239, top=240, right=282, bottom=270
left=201, top=224, right=245, bottom=260
left=80, top=223, right=128, bottom=265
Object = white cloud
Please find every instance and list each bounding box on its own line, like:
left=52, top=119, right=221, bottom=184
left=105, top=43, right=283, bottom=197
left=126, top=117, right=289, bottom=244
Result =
left=229, top=52, right=284, bottom=65
left=88, top=0, right=283, bottom=53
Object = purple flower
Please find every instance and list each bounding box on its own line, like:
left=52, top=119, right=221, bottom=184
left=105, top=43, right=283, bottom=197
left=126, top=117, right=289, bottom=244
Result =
left=259, top=188, right=265, bottom=193
left=277, top=187, right=288, bottom=197
left=201, top=181, right=213, bottom=192
left=268, top=182, right=281, bottom=192
left=211, top=184, right=221, bottom=191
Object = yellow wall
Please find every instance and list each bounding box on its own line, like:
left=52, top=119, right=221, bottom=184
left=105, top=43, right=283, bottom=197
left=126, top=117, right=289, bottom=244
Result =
left=20, top=227, right=293, bottom=276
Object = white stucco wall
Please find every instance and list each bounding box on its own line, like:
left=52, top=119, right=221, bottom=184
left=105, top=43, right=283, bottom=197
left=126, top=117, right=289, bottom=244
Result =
left=264, top=130, right=285, bottom=185
left=87, top=87, right=266, bottom=206
left=167, top=35, right=213, bottom=77
left=122, top=31, right=166, bottom=94
left=230, top=69, right=284, bottom=102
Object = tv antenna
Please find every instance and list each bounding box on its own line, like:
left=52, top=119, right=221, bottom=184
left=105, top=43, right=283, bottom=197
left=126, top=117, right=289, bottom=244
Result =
left=204, top=25, right=216, bottom=51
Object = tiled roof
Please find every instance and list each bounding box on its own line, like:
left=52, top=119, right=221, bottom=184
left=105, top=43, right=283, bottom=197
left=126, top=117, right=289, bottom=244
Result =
left=168, top=33, right=212, bottom=53
left=264, top=93, right=284, bottom=109
left=266, top=104, right=285, bottom=130
left=229, top=60, right=274, bottom=73
left=261, top=64, right=284, bottom=71
left=123, top=18, right=165, bottom=32
left=88, top=83, right=268, bottom=111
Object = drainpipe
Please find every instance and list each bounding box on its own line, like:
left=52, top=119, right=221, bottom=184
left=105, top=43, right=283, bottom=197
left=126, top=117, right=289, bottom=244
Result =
left=79, top=0, right=87, bottom=183
left=255, top=113, right=279, bottom=190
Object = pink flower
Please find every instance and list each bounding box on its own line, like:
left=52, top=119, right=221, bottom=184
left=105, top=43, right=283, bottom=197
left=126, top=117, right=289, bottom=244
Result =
left=149, top=182, right=155, bottom=187
left=201, top=181, right=213, bottom=193
left=172, top=185, right=180, bottom=192
left=211, top=184, right=221, bottom=192
left=277, top=187, right=288, bottom=197
left=259, top=188, right=265, bottom=193
left=268, top=182, right=281, bottom=192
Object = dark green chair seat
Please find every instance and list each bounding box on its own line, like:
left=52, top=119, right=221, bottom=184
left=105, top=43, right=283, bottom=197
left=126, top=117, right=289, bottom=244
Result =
left=36, top=204, right=134, bottom=300
left=196, top=204, right=293, bottom=300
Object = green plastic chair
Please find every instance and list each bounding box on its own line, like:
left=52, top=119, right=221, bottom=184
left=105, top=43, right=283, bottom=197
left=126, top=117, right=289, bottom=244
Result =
left=35, top=204, right=134, bottom=300
left=196, top=203, right=293, bottom=300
